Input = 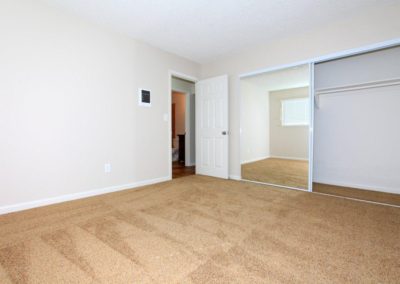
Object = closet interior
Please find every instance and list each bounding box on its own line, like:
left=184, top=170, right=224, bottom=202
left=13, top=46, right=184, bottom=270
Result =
left=312, top=45, right=400, bottom=206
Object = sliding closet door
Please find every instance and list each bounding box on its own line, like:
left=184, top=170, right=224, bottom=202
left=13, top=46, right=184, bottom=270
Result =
left=313, top=46, right=400, bottom=203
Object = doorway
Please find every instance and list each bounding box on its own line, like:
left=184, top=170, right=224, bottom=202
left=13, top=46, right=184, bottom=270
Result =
left=171, top=76, right=196, bottom=179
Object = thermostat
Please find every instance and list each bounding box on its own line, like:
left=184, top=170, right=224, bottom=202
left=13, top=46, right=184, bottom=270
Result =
left=138, top=88, right=151, bottom=107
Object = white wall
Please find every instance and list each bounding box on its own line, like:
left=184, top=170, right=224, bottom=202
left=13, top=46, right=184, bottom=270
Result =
left=200, top=2, right=400, bottom=178
left=187, top=94, right=196, bottom=166
left=240, top=80, right=269, bottom=164
left=0, top=0, right=200, bottom=212
left=314, top=46, right=400, bottom=89
left=269, top=87, right=309, bottom=160
left=172, top=77, right=195, bottom=94
left=314, top=86, right=400, bottom=194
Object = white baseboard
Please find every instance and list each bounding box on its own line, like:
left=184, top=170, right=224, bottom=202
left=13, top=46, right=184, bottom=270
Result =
left=229, top=175, right=241, bottom=180
left=241, top=156, right=270, bottom=165
left=0, top=176, right=171, bottom=215
left=313, top=179, right=400, bottom=195
left=270, top=155, right=308, bottom=161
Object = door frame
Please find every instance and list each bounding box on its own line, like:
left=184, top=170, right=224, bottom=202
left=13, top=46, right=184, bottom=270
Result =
left=168, top=70, right=198, bottom=179
left=238, top=38, right=400, bottom=192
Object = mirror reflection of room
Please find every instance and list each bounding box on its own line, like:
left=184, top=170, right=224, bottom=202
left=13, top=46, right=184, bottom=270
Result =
left=241, top=65, right=310, bottom=190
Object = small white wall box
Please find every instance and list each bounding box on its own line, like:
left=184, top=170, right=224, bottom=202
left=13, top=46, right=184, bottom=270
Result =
left=138, top=88, right=151, bottom=107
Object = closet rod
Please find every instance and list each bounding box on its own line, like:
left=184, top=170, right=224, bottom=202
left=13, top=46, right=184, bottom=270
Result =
left=315, top=77, right=400, bottom=95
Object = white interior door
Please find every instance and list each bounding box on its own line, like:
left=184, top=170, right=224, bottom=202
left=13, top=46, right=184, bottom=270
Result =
left=195, top=75, right=229, bottom=179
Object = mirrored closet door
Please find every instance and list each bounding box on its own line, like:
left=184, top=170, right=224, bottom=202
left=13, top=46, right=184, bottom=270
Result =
left=240, top=64, right=311, bottom=190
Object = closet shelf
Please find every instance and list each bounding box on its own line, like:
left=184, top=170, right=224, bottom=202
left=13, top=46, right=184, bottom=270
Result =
left=315, top=77, right=400, bottom=95
left=314, top=77, right=400, bottom=108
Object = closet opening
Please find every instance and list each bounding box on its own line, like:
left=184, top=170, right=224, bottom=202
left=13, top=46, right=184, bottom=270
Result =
left=312, top=45, right=400, bottom=206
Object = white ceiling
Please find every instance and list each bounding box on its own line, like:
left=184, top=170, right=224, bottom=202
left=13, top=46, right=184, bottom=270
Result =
left=42, top=0, right=396, bottom=63
left=242, top=64, right=309, bottom=92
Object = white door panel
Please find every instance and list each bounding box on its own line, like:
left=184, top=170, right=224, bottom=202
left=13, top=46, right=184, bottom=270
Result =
left=196, top=75, right=229, bottom=179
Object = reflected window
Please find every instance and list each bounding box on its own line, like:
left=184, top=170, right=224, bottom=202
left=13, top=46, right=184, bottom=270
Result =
left=281, top=98, right=309, bottom=126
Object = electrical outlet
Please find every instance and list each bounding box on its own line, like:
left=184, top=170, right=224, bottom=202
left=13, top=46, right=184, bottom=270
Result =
left=104, top=163, right=111, bottom=173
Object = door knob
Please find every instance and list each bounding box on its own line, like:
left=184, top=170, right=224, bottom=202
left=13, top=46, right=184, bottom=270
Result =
left=222, top=131, right=227, bottom=135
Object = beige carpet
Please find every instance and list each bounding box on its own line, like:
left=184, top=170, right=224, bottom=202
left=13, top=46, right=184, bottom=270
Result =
left=0, top=175, right=399, bottom=283
left=242, top=158, right=309, bottom=189
left=314, top=183, right=400, bottom=206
